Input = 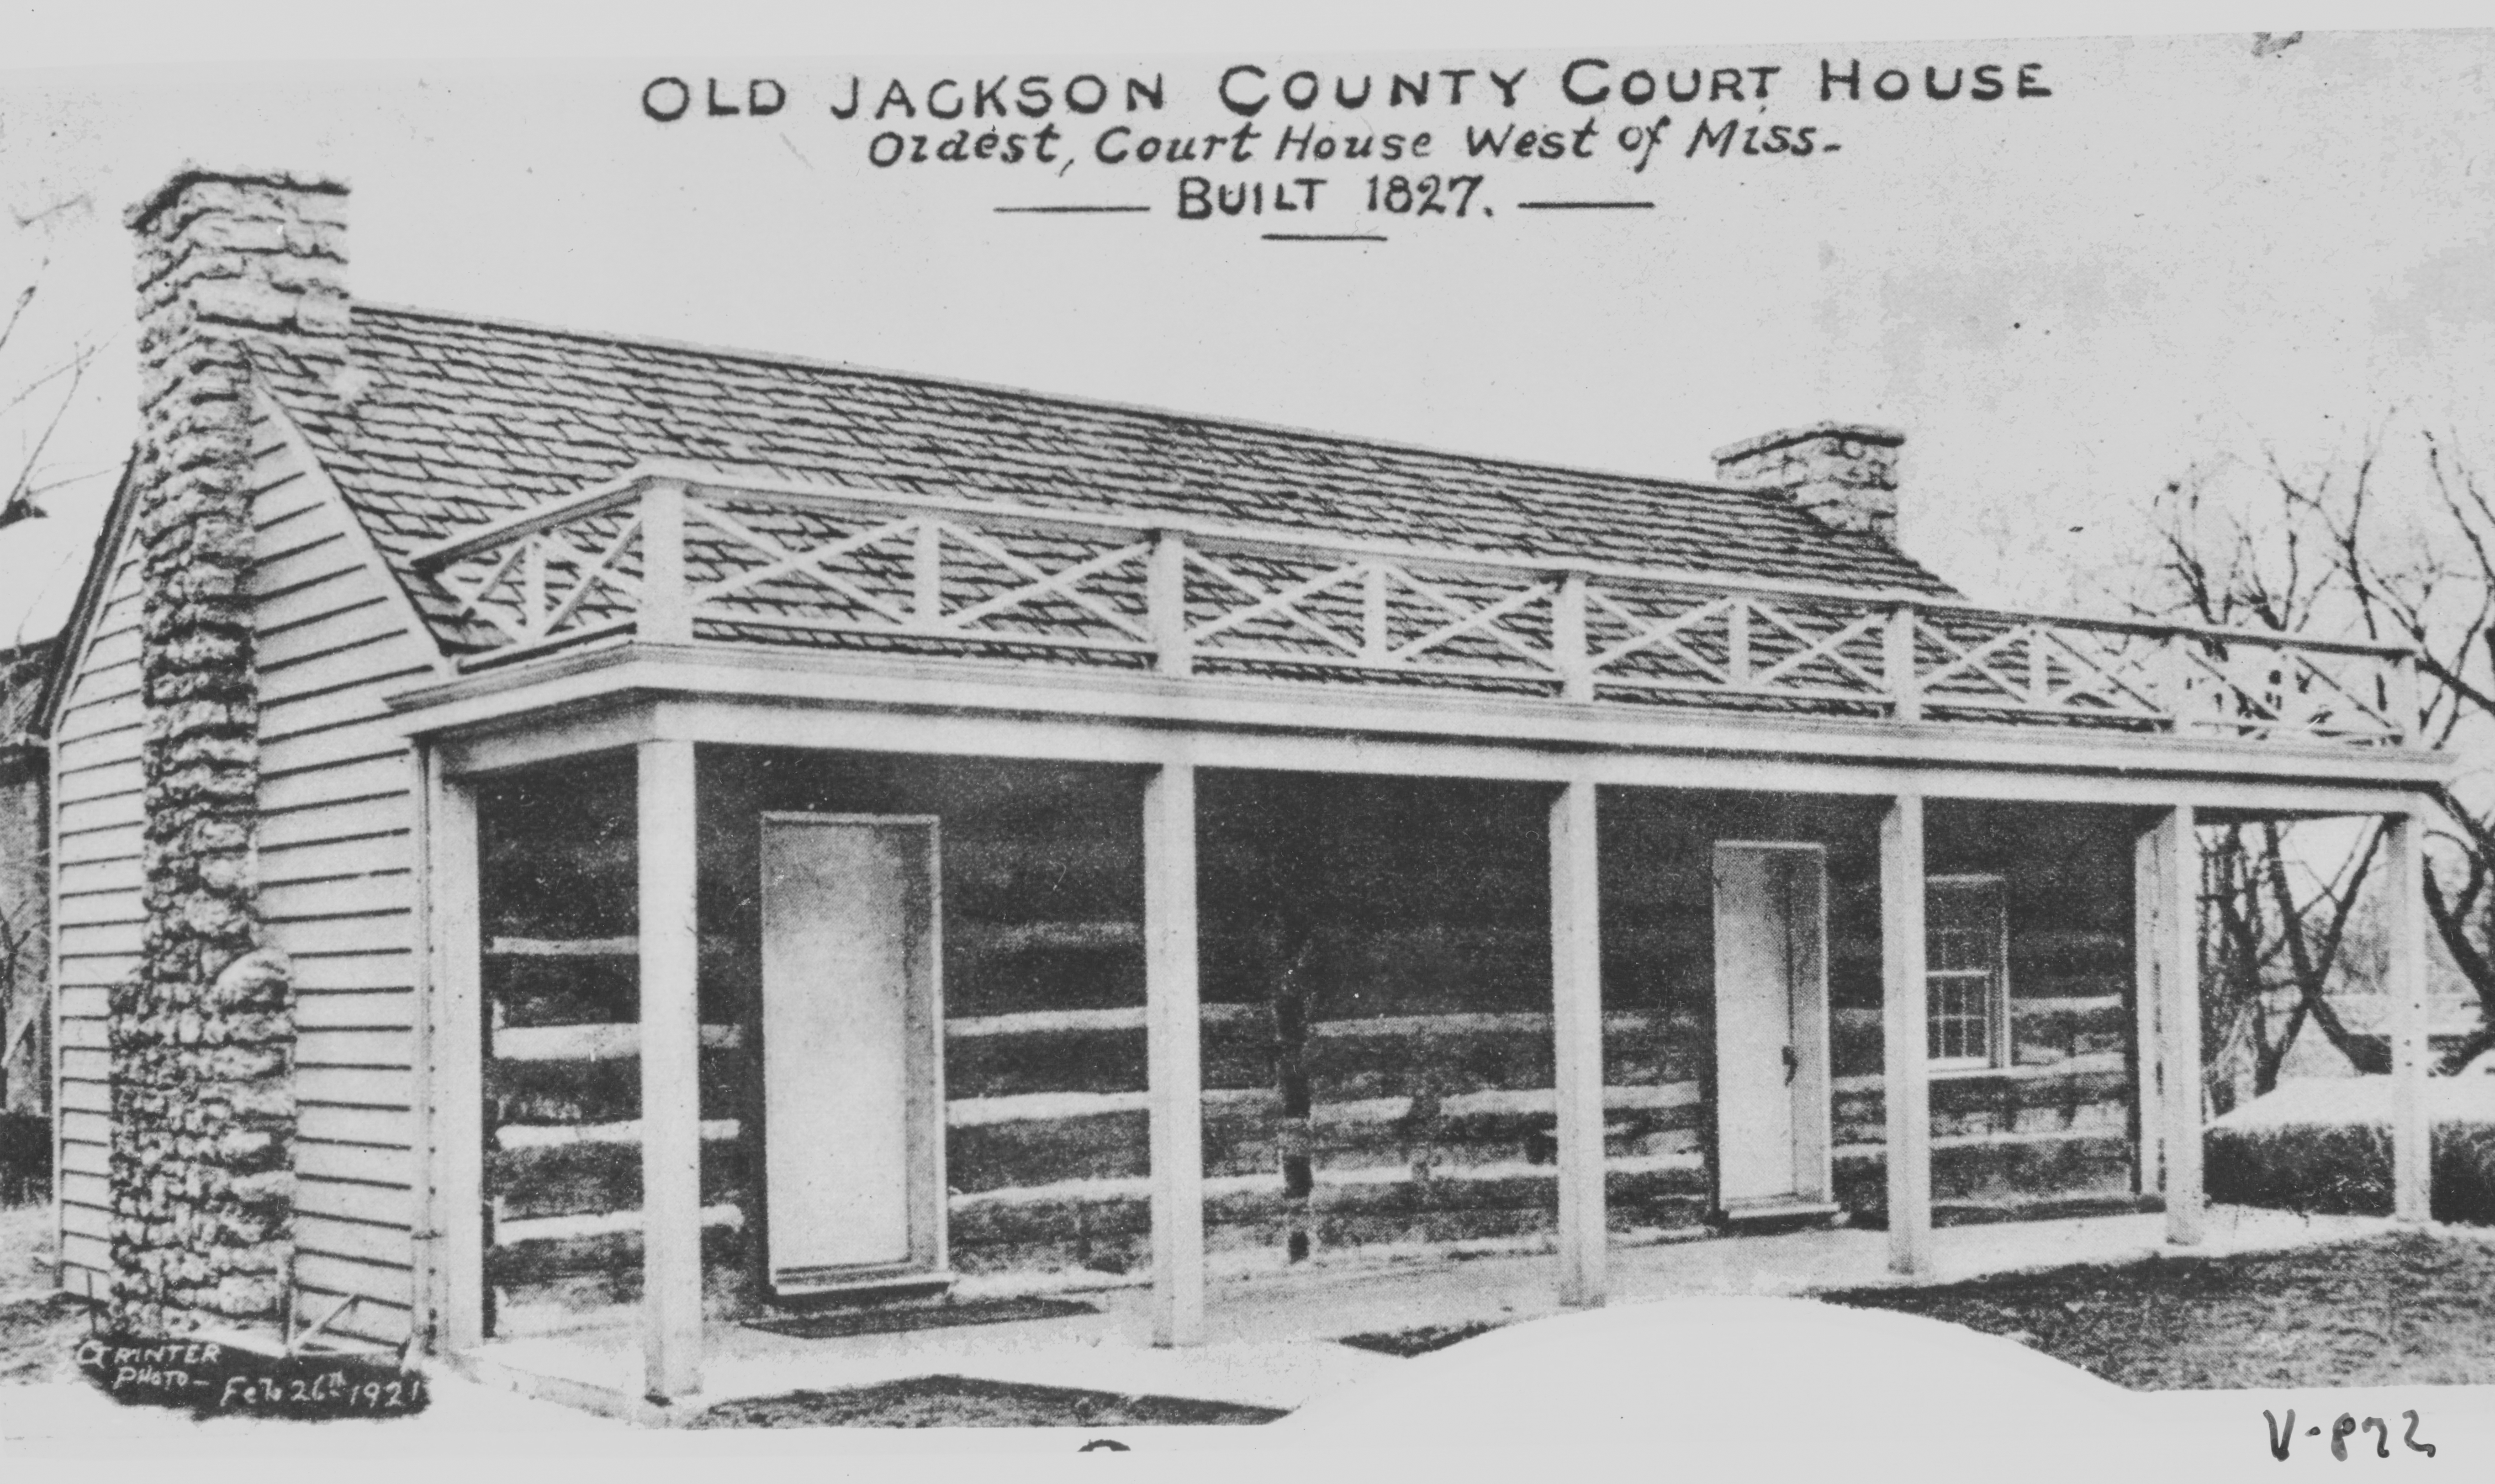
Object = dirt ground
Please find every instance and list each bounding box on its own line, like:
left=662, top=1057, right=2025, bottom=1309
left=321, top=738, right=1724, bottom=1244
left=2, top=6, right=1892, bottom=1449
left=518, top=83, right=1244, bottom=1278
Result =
left=12, top=1205, right=2495, bottom=1418
left=1336, top=1320, right=1503, bottom=1357
left=1817, top=1231, right=2495, bottom=1390
left=685, top=1375, right=1285, bottom=1428
left=0, top=1202, right=85, bottom=1384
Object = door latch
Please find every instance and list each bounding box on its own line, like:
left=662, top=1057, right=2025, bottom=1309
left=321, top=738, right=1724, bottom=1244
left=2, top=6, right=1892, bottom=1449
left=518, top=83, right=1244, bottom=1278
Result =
left=1781, top=1045, right=1799, bottom=1085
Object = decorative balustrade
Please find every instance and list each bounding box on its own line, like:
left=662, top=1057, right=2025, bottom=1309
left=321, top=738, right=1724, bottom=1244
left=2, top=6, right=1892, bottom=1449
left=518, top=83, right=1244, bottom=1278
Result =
left=407, top=465, right=2421, bottom=748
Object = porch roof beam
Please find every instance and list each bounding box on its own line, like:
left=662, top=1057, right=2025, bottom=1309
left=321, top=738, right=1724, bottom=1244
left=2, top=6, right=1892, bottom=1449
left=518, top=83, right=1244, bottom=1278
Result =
left=402, top=645, right=2446, bottom=800
left=428, top=693, right=2430, bottom=818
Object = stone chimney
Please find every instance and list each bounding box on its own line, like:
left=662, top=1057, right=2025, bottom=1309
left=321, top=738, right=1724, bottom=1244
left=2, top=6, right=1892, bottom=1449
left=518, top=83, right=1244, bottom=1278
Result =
left=1711, top=423, right=1906, bottom=546
left=110, top=168, right=344, bottom=1333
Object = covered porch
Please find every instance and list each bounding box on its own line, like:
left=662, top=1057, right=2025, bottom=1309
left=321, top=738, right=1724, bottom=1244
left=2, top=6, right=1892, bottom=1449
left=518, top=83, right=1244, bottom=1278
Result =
left=390, top=465, right=2449, bottom=1405
left=410, top=718, right=2441, bottom=1406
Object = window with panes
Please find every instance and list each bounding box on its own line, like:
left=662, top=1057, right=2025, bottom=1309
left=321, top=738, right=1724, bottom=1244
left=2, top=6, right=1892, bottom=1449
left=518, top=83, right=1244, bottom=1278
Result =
left=1926, top=875, right=2009, bottom=1070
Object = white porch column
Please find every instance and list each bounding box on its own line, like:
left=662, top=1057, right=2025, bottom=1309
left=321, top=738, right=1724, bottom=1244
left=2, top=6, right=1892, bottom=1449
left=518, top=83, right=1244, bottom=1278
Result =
left=2131, top=819, right=2165, bottom=1202
left=1880, top=793, right=1933, bottom=1275
left=638, top=739, right=704, bottom=1400
left=1143, top=760, right=1206, bottom=1346
left=2141, top=805, right=2205, bottom=1245
left=1549, top=778, right=1607, bottom=1306
left=2389, top=807, right=2432, bottom=1222
left=422, top=754, right=486, bottom=1353
left=638, top=479, right=693, bottom=645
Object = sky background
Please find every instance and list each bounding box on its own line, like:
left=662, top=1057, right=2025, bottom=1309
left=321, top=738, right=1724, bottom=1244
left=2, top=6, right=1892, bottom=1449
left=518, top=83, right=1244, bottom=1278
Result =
left=0, top=9, right=2489, bottom=649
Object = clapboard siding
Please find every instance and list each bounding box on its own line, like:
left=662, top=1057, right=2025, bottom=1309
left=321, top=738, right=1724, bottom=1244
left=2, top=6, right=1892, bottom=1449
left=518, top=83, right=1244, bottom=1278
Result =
left=250, top=529, right=358, bottom=602
left=57, top=855, right=144, bottom=898
left=261, top=830, right=414, bottom=883
left=299, top=1104, right=413, bottom=1149
left=47, top=526, right=145, bottom=1297
left=262, top=796, right=414, bottom=851
left=258, top=640, right=434, bottom=709
left=298, top=1067, right=416, bottom=1109
left=261, top=754, right=413, bottom=817
left=54, top=970, right=136, bottom=1003
left=56, top=921, right=142, bottom=957
left=290, top=1259, right=414, bottom=1346
left=297, top=1140, right=416, bottom=1185
left=299, top=1179, right=418, bottom=1231
left=61, top=1202, right=111, bottom=1240
left=53, top=892, right=145, bottom=928
left=241, top=412, right=440, bottom=1332
left=60, top=1234, right=111, bottom=1281
left=253, top=462, right=328, bottom=516
left=56, top=791, right=144, bottom=835
left=288, top=952, right=419, bottom=993
left=295, top=989, right=418, bottom=1030
left=53, top=757, right=144, bottom=805
left=54, top=823, right=143, bottom=867
left=260, top=872, right=416, bottom=922
left=272, top=915, right=415, bottom=959
left=70, top=625, right=141, bottom=677
left=256, top=588, right=398, bottom=651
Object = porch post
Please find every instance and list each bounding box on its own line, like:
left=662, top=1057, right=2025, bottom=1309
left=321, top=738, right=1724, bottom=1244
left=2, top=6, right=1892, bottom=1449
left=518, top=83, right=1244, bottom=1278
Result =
left=422, top=754, right=486, bottom=1353
left=2131, top=821, right=2165, bottom=1202
left=2388, top=806, right=2432, bottom=1222
left=2142, top=806, right=2204, bottom=1245
left=638, top=739, right=704, bottom=1400
left=1143, top=759, right=1205, bottom=1346
left=638, top=479, right=693, bottom=645
left=1880, top=793, right=1933, bottom=1275
left=1549, top=778, right=1607, bottom=1306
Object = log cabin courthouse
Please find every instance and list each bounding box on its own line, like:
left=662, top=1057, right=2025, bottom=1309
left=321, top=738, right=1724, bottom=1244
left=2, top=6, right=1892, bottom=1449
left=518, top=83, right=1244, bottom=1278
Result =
left=34, top=166, right=2454, bottom=1406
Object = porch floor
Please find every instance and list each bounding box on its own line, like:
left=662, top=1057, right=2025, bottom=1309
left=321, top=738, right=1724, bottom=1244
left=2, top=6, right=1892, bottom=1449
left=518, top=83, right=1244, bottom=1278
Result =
left=454, top=1204, right=2396, bottom=1424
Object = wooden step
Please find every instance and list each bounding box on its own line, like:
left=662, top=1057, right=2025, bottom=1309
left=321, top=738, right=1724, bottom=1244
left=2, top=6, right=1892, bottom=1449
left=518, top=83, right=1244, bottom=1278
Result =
left=1715, top=1199, right=1844, bottom=1233
left=768, top=1269, right=957, bottom=1306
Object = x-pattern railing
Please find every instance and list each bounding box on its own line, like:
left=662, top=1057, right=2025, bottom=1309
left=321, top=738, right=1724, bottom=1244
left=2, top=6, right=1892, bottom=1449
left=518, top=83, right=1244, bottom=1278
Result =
left=428, top=508, right=645, bottom=649
left=2177, top=637, right=2408, bottom=742
left=1915, top=617, right=2167, bottom=722
left=404, top=464, right=2421, bottom=749
left=1180, top=548, right=1561, bottom=681
left=1585, top=589, right=1892, bottom=706
left=687, top=498, right=1158, bottom=654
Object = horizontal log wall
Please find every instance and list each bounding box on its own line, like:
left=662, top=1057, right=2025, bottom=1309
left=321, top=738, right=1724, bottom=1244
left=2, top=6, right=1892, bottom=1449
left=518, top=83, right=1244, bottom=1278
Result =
left=1595, top=792, right=2140, bottom=1228
left=472, top=755, right=731, bottom=1330
left=469, top=758, right=2147, bottom=1310
left=1199, top=776, right=1574, bottom=1262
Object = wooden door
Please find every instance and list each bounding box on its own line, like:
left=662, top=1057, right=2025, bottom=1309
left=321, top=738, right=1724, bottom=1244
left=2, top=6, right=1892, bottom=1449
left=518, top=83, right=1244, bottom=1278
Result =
left=759, top=813, right=945, bottom=1291
left=1713, top=843, right=1832, bottom=1208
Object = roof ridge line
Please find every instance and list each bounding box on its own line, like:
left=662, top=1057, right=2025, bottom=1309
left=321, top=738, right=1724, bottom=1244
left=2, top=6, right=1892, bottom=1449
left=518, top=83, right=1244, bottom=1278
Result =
left=347, top=299, right=1784, bottom=503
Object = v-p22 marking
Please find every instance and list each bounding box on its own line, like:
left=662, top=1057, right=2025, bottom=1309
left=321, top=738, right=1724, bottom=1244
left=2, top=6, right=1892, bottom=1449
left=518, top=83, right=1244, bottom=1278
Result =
left=2266, top=1409, right=2438, bottom=1462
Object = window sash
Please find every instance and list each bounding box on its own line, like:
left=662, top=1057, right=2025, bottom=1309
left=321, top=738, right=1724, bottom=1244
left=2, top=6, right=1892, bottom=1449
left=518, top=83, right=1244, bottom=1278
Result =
left=1924, top=876, right=2009, bottom=1070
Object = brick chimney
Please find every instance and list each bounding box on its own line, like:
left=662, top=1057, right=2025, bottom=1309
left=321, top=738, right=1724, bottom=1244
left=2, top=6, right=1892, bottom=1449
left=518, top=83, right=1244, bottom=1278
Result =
left=110, top=167, right=345, bottom=1334
left=1712, top=423, right=1906, bottom=546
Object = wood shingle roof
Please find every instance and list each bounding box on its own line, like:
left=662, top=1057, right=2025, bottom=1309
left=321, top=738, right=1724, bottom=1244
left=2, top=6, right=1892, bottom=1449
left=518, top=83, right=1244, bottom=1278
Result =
left=247, top=303, right=1956, bottom=652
